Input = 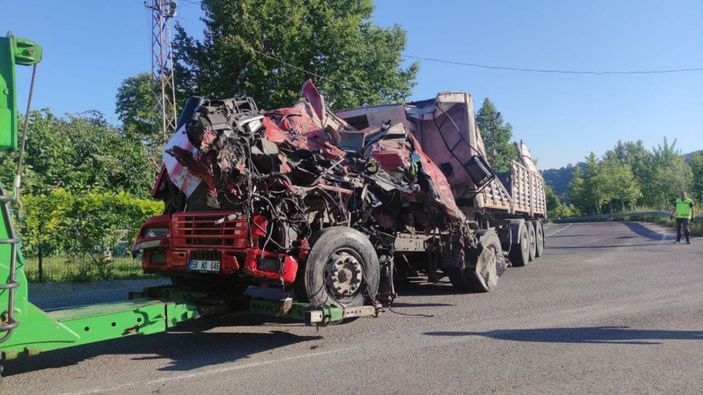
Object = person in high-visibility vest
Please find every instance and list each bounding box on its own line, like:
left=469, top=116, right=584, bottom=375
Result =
left=672, top=191, right=695, bottom=244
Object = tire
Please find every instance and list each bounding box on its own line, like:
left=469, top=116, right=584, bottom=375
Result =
left=304, top=226, right=380, bottom=307
left=527, top=221, right=537, bottom=262
left=533, top=220, right=544, bottom=258
left=446, top=230, right=506, bottom=293
left=508, top=221, right=530, bottom=267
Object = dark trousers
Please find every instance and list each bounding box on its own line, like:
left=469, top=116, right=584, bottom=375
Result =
left=676, top=218, right=691, bottom=242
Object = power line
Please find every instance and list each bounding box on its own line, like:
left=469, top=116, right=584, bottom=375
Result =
left=243, top=44, right=374, bottom=97
left=402, top=54, right=703, bottom=75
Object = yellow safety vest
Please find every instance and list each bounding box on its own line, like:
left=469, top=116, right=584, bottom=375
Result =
left=675, top=198, right=694, bottom=219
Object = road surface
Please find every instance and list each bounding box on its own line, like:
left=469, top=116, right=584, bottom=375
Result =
left=5, top=222, right=703, bottom=394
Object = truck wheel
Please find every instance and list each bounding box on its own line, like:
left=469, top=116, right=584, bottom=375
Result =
left=508, top=221, right=530, bottom=267
left=533, top=220, right=544, bottom=257
left=446, top=231, right=505, bottom=293
left=304, top=227, right=380, bottom=307
left=527, top=221, right=537, bottom=261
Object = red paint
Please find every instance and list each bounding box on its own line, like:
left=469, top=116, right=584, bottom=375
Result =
left=251, top=215, right=268, bottom=237
left=244, top=248, right=298, bottom=284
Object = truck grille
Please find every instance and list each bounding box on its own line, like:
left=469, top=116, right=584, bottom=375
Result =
left=171, top=211, right=248, bottom=249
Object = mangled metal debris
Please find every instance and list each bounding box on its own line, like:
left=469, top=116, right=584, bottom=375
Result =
left=137, top=80, right=547, bottom=310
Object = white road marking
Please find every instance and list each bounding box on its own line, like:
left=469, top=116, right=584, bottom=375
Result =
left=544, top=223, right=573, bottom=237
left=58, top=347, right=354, bottom=395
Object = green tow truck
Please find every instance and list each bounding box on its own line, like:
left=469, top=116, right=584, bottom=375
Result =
left=0, top=34, right=376, bottom=374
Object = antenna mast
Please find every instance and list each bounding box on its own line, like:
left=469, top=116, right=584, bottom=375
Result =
left=146, top=0, right=178, bottom=142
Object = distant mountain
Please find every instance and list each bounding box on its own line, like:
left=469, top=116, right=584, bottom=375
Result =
left=684, top=150, right=703, bottom=161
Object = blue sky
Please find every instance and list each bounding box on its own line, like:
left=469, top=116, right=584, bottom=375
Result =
left=2, top=0, right=702, bottom=169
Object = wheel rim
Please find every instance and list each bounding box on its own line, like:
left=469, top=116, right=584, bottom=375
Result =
left=324, top=248, right=364, bottom=300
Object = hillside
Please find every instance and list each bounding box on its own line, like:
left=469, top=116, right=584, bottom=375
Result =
left=684, top=150, right=703, bottom=161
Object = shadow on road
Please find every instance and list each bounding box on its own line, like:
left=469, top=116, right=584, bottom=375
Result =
left=4, top=317, right=321, bottom=375
left=622, top=222, right=673, bottom=240
left=424, top=326, right=703, bottom=345
left=394, top=277, right=459, bottom=296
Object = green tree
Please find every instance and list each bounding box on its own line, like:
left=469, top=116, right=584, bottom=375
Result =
left=567, top=164, right=586, bottom=212
left=596, top=159, right=641, bottom=212
left=568, top=153, right=602, bottom=214
left=115, top=73, right=160, bottom=140
left=689, top=153, right=703, bottom=203
left=545, top=183, right=560, bottom=212
left=603, top=140, right=653, bottom=185
left=172, top=0, right=418, bottom=110
left=475, top=98, right=518, bottom=172
left=115, top=73, right=163, bottom=170
left=643, top=138, right=692, bottom=208
left=0, top=110, right=153, bottom=197
left=20, top=190, right=163, bottom=280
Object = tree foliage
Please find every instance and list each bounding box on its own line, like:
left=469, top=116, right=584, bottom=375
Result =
left=476, top=98, right=518, bottom=172
left=644, top=138, right=692, bottom=208
left=568, top=154, right=599, bottom=213
left=0, top=110, right=154, bottom=197
left=567, top=138, right=694, bottom=215
left=596, top=159, right=641, bottom=212
left=115, top=73, right=160, bottom=139
left=689, top=153, right=703, bottom=203
left=172, top=0, right=418, bottom=110
left=545, top=183, right=579, bottom=218
left=115, top=73, right=164, bottom=170
left=20, top=190, right=163, bottom=280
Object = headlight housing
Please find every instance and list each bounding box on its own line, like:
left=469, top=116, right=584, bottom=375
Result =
left=143, top=227, right=168, bottom=238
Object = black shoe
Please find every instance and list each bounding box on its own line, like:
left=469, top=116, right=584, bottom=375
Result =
left=673, top=240, right=681, bottom=244
left=686, top=240, right=691, bottom=244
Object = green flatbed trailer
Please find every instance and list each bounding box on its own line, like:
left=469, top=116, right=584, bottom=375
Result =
left=0, top=34, right=378, bottom=372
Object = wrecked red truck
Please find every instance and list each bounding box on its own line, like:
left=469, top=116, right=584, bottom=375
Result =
left=133, top=80, right=546, bottom=310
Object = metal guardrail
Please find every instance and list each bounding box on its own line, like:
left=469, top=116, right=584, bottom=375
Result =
left=553, top=211, right=703, bottom=223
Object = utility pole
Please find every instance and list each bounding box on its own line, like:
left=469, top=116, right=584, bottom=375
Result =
left=145, top=0, right=178, bottom=142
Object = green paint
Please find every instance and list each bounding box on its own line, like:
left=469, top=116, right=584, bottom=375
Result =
left=1, top=298, right=199, bottom=359
left=0, top=34, right=42, bottom=151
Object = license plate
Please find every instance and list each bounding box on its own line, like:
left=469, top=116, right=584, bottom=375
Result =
left=188, top=260, right=221, bottom=272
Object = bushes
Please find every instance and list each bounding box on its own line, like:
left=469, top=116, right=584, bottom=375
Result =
left=19, top=189, right=163, bottom=281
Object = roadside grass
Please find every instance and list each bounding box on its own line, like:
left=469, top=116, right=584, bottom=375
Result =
left=22, top=255, right=157, bottom=283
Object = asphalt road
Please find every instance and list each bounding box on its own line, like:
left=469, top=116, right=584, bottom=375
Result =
left=5, top=222, right=703, bottom=394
